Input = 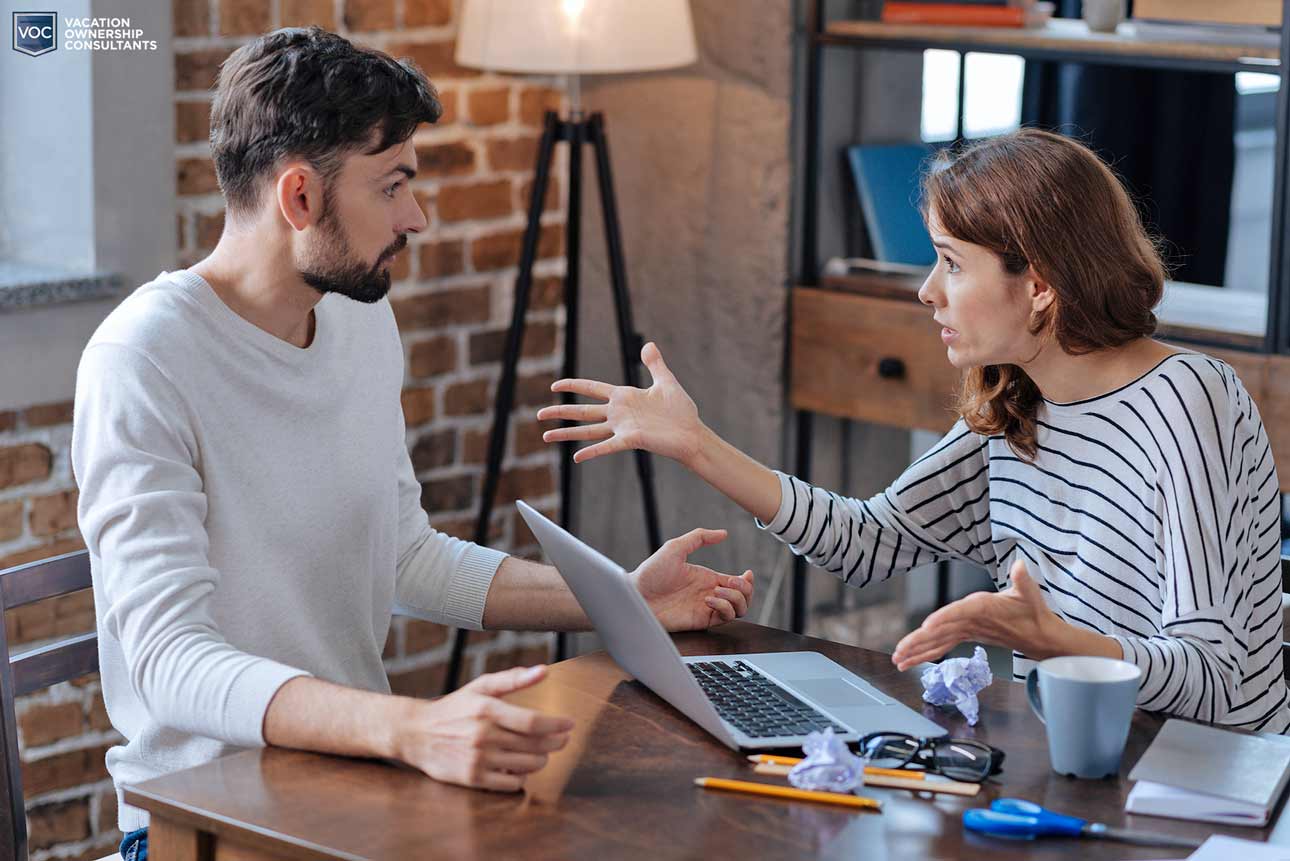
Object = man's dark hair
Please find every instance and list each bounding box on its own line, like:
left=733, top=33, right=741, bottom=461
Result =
left=210, top=27, right=442, bottom=220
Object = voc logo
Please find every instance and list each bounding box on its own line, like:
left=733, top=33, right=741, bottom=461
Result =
left=13, top=12, right=57, bottom=57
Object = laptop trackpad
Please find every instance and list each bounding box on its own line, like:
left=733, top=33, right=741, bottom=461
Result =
left=791, top=678, right=885, bottom=707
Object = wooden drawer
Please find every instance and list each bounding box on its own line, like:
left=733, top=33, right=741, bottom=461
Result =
left=791, top=287, right=961, bottom=433
left=791, top=286, right=1290, bottom=491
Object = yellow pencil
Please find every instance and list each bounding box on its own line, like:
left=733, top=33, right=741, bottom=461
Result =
left=694, top=777, right=883, bottom=811
left=745, top=754, right=925, bottom=781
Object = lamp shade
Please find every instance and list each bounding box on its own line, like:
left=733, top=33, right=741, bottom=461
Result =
left=455, top=0, right=697, bottom=75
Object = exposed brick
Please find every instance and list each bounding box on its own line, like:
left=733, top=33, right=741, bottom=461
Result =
left=88, top=693, right=111, bottom=732
left=414, top=141, right=475, bottom=178
left=19, top=702, right=83, bottom=748
left=486, top=135, right=540, bottom=172
left=4, top=585, right=93, bottom=646
left=175, top=48, right=230, bottom=92
left=444, top=380, right=490, bottom=416
left=177, top=213, right=186, bottom=249
left=343, top=0, right=395, bottom=31
left=174, top=0, right=209, bottom=37
left=435, top=89, right=458, bottom=125
left=410, top=429, right=456, bottom=472
left=517, top=372, right=558, bottom=407
left=467, top=87, right=510, bottom=126
left=0, top=444, right=51, bottom=490
left=471, top=224, right=563, bottom=272
left=469, top=322, right=556, bottom=366
left=96, top=787, right=118, bottom=836
left=27, top=798, right=90, bottom=851
left=520, top=176, right=561, bottom=215
left=24, top=401, right=73, bottom=428
left=21, top=744, right=112, bottom=797
left=405, top=0, right=453, bottom=27
left=282, top=0, right=337, bottom=28
left=437, top=179, right=512, bottom=223
left=495, top=465, right=554, bottom=505
left=29, top=489, right=78, bottom=537
left=390, top=284, right=490, bottom=331
left=0, top=411, right=16, bottom=432
left=196, top=211, right=225, bottom=250
left=520, top=86, right=562, bottom=126
left=388, top=245, right=411, bottom=281
left=462, top=428, right=488, bottom=465
left=420, top=474, right=475, bottom=513
left=0, top=500, right=22, bottom=543
left=418, top=239, right=465, bottom=279
left=383, top=626, right=398, bottom=659
left=176, top=100, right=212, bottom=144
left=512, top=505, right=557, bottom=548
left=387, top=40, right=479, bottom=79
left=529, top=276, right=564, bottom=311
left=178, top=158, right=220, bottom=196
left=404, top=619, right=449, bottom=654
left=513, top=418, right=551, bottom=457
left=219, top=0, right=272, bottom=35
left=388, top=663, right=447, bottom=699
left=401, top=387, right=436, bottom=427
left=408, top=335, right=457, bottom=378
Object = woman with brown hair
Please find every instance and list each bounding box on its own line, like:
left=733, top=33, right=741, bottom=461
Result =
left=538, top=128, right=1287, bottom=732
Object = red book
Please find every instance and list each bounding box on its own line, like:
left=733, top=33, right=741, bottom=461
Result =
left=881, top=3, right=1027, bottom=27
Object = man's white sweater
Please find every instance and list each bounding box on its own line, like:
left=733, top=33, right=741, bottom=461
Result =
left=71, top=269, right=506, bottom=831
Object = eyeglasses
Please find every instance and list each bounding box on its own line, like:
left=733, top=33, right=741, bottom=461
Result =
left=857, top=732, right=1005, bottom=783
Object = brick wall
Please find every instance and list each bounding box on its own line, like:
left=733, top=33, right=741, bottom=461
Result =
left=3, top=1, right=567, bottom=856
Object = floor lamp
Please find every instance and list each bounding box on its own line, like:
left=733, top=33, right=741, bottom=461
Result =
left=443, top=0, right=698, bottom=692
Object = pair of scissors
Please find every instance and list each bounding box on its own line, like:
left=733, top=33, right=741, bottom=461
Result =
left=963, top=798, right=1203, bottom=850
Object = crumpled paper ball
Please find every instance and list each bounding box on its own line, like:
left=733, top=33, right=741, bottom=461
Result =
left=920, top=645, right=993, bottom=725
left=788, top=727, right=866, bottom=793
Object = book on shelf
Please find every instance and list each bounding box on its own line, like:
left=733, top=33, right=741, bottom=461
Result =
left=1130, top=20, right=1280, bottom=49
left=845, top=143, right=938, bottom=268
left=880, top=2, right=1053, bottom=28
left=1132, top=0, right=1280, bottom=28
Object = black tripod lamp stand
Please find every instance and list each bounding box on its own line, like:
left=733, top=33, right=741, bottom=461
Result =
left=445, top=0, right=698, bottom=692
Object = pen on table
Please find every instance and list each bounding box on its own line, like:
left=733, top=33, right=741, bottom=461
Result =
left=745, top=755, right=981, bottom=797
left=694, top=777, right=883, bottom=811
left=746, top=753, right=925, bottom=780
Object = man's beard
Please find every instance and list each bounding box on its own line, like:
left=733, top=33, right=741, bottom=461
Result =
left=299, top=210, right=406, bottom=305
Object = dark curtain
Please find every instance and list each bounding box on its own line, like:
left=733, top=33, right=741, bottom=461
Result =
left=1021, top=0, right=1236, bottom=285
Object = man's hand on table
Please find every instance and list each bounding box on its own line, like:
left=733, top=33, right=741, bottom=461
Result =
left=392, top=665, right=574, bottom=792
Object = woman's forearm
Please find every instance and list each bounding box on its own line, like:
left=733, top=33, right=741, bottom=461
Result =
left=684, top=423, right=783, bottom=524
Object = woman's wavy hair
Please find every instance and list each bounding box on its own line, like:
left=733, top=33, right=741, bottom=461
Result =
left=920, top=128, right=1167, bottom=460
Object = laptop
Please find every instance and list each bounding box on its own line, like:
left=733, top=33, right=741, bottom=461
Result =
left=517, top=501, right=947, bottom=751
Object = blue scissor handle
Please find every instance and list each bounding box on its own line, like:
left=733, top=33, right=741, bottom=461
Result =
left=962, top=798, right=1087, bottom=839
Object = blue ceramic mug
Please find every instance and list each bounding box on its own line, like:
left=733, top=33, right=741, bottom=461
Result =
left=1026, top=655, right=1142, bottom=779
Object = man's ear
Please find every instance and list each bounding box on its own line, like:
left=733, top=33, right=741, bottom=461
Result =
left=275, top=162, right=325, bottom=232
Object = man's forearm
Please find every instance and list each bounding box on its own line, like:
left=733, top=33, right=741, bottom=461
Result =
left=481, top=555, right=592, bottom=631
left=262, top=675, right=409, bottom=759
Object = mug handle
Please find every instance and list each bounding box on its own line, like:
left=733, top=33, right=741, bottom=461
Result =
left=1026, top=668, right=1045, bottom=724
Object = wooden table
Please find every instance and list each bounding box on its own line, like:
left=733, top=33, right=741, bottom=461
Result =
left=126, top=621, right=1290, bottom=859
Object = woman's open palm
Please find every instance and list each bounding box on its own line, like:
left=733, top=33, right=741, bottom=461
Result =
left=537, top=342, right=703, bottom=466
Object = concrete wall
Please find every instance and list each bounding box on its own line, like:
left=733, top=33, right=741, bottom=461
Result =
left=568, top=0, right=794, bottom=609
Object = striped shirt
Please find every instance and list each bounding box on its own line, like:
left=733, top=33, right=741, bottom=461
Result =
left=758, top=352, right=1288, bottom=732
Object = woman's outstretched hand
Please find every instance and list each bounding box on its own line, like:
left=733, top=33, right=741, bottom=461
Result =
left=537, top=342, right=705, bottom=466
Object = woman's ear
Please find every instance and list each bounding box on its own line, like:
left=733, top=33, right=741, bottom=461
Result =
left=1027, top=267, right=1055, bottom=315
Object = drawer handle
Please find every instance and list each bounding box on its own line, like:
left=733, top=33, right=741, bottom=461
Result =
left=877, top=357, right=906, bottom=379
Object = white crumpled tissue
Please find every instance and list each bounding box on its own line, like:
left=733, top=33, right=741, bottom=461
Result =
left=920, top=645, right=993, bottom=725
left=787, top=728, right=866, bottom=793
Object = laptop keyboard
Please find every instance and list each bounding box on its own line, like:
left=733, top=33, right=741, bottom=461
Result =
left=687, top=660, right=849, bottom=739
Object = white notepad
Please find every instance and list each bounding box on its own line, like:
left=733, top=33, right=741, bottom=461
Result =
left=1126, top=719, right=1290, bottom=827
